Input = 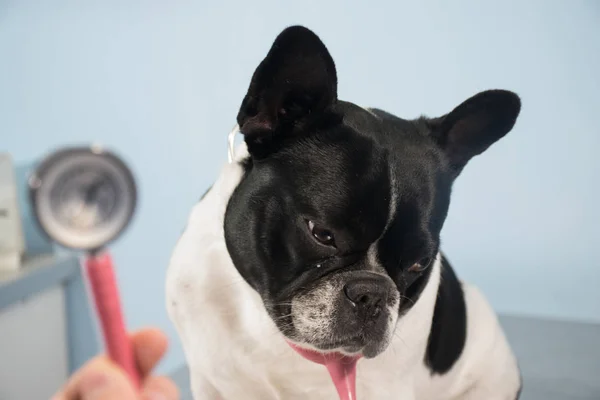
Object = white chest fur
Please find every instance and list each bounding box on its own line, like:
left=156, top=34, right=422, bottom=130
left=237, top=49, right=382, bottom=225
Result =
left=166, top=147, right=521, bottom=400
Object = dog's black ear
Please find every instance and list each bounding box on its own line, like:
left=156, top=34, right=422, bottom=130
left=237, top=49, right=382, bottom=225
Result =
left=236, top=26, right=338, bottom=158
left=430, top=90, right=521, bottom=174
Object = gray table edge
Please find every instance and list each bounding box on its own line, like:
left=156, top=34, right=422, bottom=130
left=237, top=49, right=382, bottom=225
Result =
left=0, top=254, right=80, bottom=310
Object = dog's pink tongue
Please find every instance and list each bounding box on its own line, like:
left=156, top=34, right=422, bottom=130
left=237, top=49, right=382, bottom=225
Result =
left=288, top=343, right=360, bottom=400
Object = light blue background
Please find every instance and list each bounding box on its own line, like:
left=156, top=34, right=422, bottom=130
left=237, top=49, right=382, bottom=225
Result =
left=1, top=0, right=598, bottom=374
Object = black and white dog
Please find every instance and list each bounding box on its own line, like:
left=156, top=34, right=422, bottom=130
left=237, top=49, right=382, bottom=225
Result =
left=166, top=26, right=522, bottom=399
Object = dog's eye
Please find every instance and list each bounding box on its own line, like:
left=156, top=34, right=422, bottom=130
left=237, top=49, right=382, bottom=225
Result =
left=307, top=220, right=336, bottom=247
left=408, top=257, right=432, bottom=273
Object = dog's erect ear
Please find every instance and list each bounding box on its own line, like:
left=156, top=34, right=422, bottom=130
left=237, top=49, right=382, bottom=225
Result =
left=430, top=90, right=521, bottom=175
left=236, top=26, right=338, bottom=157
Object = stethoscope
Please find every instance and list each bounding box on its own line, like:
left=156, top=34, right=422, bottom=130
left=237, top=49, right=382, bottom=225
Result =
left=26, top=131, right=240, bottom=390
left=28, top=145, right=141, bottom=387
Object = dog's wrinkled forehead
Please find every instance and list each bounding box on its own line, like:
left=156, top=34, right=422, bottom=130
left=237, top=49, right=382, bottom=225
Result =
left=267, top=123, right=392, bottom=240
left=260, top=99, right=450, bottom=238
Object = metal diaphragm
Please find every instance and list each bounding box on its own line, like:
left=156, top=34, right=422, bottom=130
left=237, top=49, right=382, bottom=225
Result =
left=29, top=146, right=137, bottom=251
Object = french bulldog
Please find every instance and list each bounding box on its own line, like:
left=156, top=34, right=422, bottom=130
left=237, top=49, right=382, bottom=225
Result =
left=166, top=25, right=522, bottom=400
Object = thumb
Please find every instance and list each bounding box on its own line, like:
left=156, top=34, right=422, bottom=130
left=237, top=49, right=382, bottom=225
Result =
left=78, top=362, right=137, bottom=400
left=53, top=357, right=138, bottom=400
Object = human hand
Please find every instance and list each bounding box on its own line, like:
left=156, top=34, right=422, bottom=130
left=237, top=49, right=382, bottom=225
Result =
left=52, top=328, right=179, bottom=400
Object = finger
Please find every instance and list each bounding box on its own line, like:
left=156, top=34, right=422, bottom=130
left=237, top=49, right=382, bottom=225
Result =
left=53, top=357, right=137, bottom=400
left=142, top=375, right=180, bottom=400
left=53, top=328, right=168, bottom=399
left=131, top=327, right=169, bottom=376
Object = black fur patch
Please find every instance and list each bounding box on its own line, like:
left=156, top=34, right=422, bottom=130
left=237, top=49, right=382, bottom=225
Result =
left=425, top=255, right=467, bottom=374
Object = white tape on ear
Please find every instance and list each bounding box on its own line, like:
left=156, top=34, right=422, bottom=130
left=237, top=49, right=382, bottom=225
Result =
left=228, top=124, right=240, bottom=163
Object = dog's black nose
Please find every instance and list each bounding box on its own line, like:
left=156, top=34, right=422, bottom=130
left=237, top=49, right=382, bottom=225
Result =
left=343, top=277, right=388, bottom=320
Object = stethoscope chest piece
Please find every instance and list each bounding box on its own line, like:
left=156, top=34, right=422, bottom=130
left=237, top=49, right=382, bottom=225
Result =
left=29, top=146, right=137, bottom=252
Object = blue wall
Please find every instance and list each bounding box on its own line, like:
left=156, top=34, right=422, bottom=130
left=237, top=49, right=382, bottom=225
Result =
left=1, top=1, right=598, bottom=373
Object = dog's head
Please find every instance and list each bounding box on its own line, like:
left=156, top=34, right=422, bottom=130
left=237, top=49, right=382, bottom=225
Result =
left=224, top=26, right=520, bottom=358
